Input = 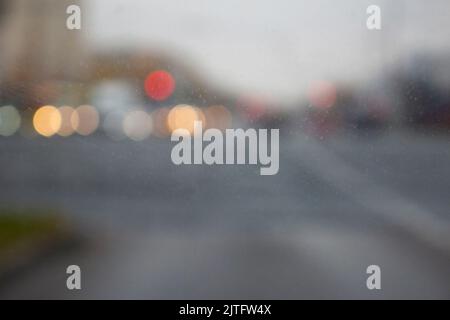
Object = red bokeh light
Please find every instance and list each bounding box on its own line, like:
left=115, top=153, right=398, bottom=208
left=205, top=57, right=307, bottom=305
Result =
left=144, top=70, right=175, bottom=101
left=236, top=96, right=267, bottom=122
left=308, top=81, right=337, bottom=109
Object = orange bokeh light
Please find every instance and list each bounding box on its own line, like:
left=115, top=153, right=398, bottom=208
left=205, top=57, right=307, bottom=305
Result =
left=33, top=105, right=61, bottom=137
left=204, top=105, right=232, bottom=131
left=167, top=104, right=203, bottom=135
left=57, top=106, right=76, bottom=137
left=71, top=105, right=99, bottom=136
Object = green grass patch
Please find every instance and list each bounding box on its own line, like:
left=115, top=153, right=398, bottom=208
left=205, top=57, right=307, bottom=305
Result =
left=0, top=208, right=63, bottom=251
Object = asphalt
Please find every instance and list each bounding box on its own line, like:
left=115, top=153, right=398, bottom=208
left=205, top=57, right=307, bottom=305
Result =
left=0, top=129, right=449, bottom=299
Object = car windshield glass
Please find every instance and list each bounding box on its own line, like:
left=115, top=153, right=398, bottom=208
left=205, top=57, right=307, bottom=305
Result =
left=1, top=0, right=450, bottom=300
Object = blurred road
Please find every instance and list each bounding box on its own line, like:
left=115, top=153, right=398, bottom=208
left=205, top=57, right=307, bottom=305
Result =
left=0, top=130, right=449, bottom=299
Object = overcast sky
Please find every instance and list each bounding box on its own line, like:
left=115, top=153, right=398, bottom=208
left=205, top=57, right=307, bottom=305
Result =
left=86, top=0, right=450, bottom=103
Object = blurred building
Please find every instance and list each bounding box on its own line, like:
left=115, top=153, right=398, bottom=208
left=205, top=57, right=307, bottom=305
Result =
left=0, top=0, right=86, bottom=82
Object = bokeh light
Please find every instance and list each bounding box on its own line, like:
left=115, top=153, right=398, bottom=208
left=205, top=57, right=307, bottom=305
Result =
left=33, top=105, right=61, bottom=137
left=0, top=105, right=21, bottom=136
left=123, top=110, right=153, bottom=141
left=167, top=104, right=202, bottom=135
left=204, top=105, right=232, bottom=131
left=194, top=107, right=206, bottom=127
left=308, top=81, right=337, bottom=109
left=236, top=96, right=266, bottom=122
left=71, top=105, right=99, bottom=136
left=57, top=106, right=76, bottom=137
left=144, top=70, right=176, bottom=101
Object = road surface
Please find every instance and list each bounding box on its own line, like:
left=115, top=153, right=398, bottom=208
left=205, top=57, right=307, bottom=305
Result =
left=0, top=130, right=449, bottom=299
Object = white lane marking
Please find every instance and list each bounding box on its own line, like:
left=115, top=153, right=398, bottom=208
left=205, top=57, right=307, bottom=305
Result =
left=296, top=136, right=450, bottom=251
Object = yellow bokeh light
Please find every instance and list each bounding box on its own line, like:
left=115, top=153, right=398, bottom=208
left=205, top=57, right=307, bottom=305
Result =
left=167, top=104, right=202, bottom=135
left=71, top=105, right=99, bottom=136
left=33, top=105, right=62, bottom=137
